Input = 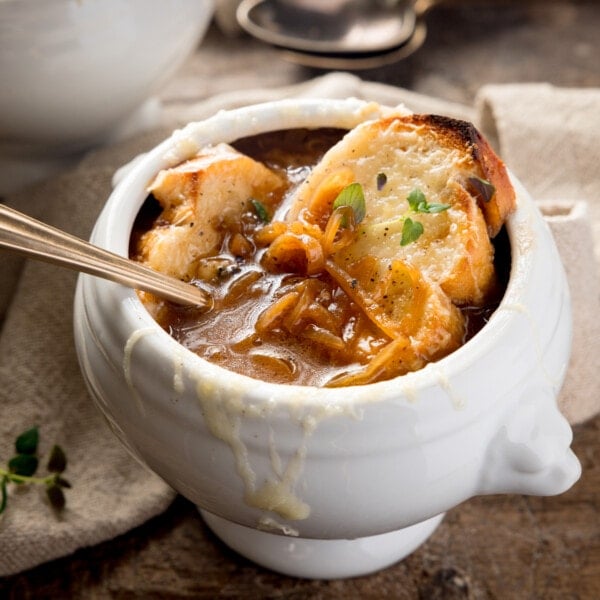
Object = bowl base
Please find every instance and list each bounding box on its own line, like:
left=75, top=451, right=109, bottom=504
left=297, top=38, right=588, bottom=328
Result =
left=200, top=510, right=444, bottom=579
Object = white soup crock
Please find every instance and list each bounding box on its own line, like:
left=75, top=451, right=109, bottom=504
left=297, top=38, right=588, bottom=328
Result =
left=73, top=98, right=581, bottom=579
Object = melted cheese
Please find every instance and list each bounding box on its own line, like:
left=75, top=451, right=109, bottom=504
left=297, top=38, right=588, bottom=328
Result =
left=288, top=117, right=496, bottom=306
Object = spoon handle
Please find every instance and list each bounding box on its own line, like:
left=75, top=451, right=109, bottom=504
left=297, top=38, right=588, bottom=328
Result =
left=0, top=203, right=212, bottom=309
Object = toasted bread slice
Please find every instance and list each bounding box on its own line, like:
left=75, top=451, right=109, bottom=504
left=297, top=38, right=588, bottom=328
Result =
left=323, top=256, right=465, bottom=385
left=137, top=143, right=284, bottom=280
left=287, top=114, right=516, bottom=305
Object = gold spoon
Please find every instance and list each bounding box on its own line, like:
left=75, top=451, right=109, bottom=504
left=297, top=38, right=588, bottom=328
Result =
left=0, top=203, right=212, bottom=309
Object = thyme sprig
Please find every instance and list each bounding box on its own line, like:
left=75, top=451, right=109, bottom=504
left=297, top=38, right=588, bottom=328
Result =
left=407, top=188, right=451, bottom=215
left=401, top=188, right=450, bottom=246
left=0, top=427, right=70, bottom=515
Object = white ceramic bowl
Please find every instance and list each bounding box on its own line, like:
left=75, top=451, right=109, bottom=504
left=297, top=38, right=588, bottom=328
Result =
left=74, top=98, right=581, bottom=579
left=0, top=0, right=214, bottom=156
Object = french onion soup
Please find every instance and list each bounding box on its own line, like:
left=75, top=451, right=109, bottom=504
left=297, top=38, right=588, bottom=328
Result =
left=131, top=115, right=516, bottom=387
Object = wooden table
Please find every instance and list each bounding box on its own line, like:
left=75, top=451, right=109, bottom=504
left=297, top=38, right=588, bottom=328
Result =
left=1, top=420, right=598, bottom=599
left=1, top=1, right=599, bottom=597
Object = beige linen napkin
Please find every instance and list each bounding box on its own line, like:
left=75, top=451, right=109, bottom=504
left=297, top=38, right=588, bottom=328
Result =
left=0, top=131, right=177, bottom=578
left=476, top=83, right=600, bottom=425
left=1, top=73, right=598, bottom=576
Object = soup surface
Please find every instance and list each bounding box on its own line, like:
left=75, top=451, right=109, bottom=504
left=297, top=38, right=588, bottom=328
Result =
left=131, top=126, right=509, bottom=387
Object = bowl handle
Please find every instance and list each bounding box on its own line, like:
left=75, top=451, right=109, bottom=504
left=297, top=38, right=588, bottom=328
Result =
left=478, top=384, right=581, bottom=496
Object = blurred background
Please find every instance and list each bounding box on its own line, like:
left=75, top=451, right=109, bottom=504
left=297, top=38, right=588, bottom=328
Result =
left=1, top=0, right=597, bottom=194
left=0, top=1, right=598, bottom=598
left=175, top=0, right=598, bottom=107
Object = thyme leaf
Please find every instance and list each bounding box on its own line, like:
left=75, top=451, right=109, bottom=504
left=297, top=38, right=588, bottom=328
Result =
left=401, top=218, right=424, bottom=246
left=468, top=176, right=496, bottom=203
left=333, top=183, right=366, bottom=225
left=15, top=426, right=39, bottom=455
left=46, top=483, right=66, bottom=511
left=47, top=445, right=67, bottom=474
left=8, top=454, right=38, bottom=478
left=0, top=476, right=7, bottom=514
left=250, top=199, right=270, bottom=223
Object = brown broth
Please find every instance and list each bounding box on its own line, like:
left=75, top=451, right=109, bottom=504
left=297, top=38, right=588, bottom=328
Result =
left=131, top=128, right=507, bottom=387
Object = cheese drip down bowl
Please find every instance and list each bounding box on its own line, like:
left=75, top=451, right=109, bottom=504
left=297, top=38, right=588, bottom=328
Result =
left=74, top=99, right=581, bottom=579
